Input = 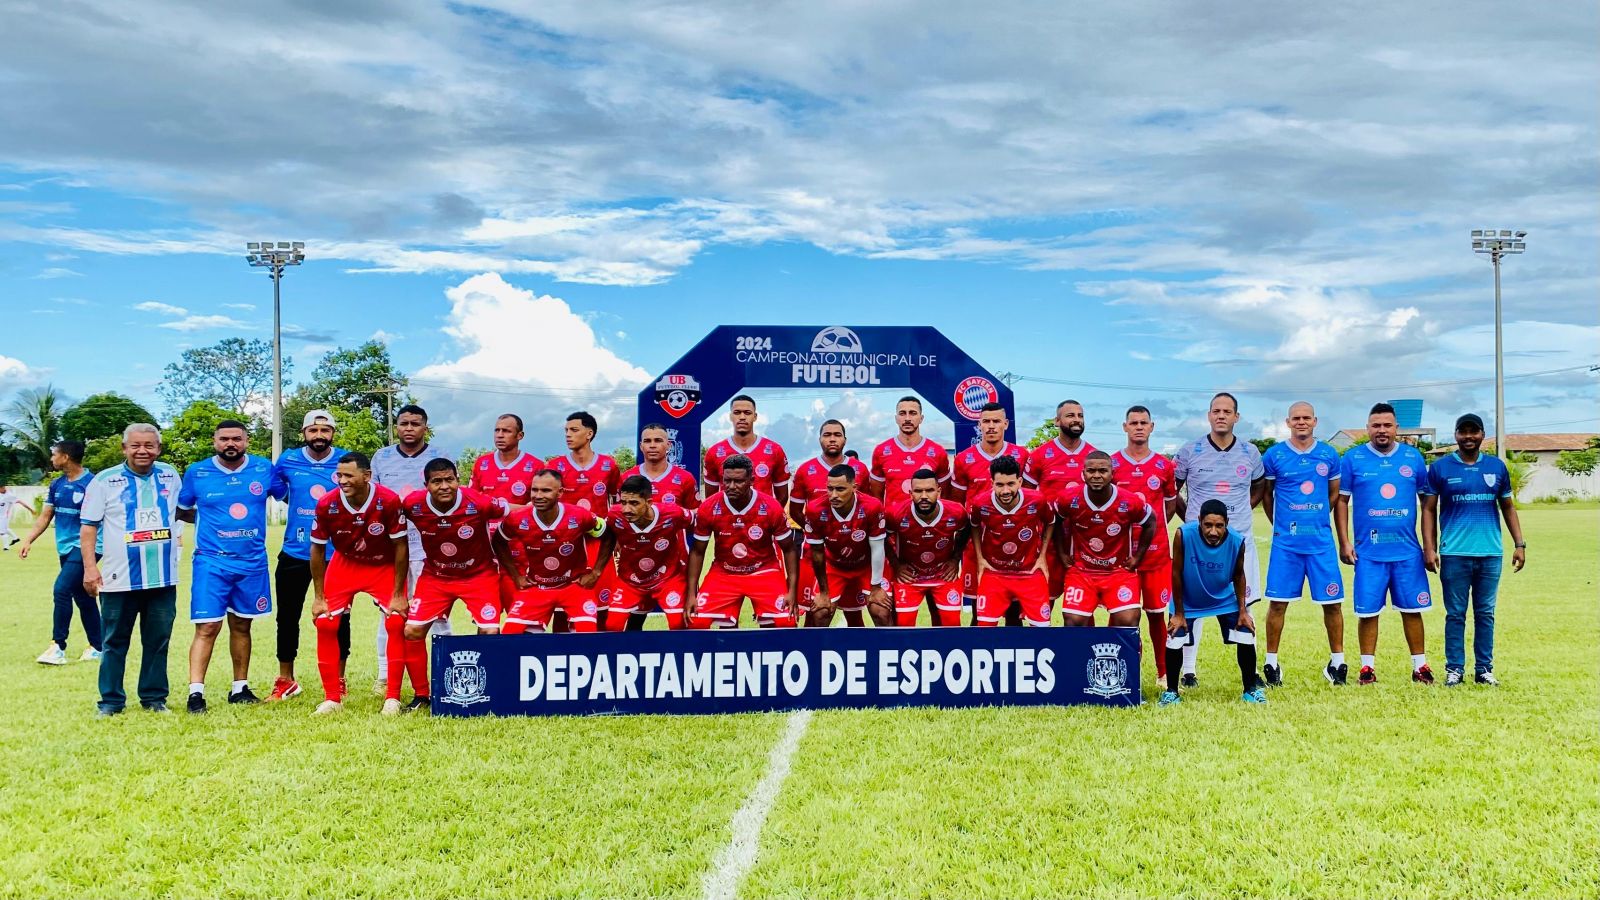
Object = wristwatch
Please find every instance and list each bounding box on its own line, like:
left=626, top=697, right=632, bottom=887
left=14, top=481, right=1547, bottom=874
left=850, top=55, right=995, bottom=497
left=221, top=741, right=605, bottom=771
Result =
left=1514, top=542, right=1527, bottom=549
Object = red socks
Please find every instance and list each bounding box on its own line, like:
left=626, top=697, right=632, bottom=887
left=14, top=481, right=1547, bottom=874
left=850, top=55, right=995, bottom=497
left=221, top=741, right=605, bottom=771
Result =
left=502, top=621, right=528, bottom=635
left=383, top=614, right=408, bottom=701
left=604, top=611, right=629, bottom=632
left=313, top=615, right=343, bottom=701
left=404, top=632, right=428, bottom=699
left=1146, top=614, right=1167, bottom=679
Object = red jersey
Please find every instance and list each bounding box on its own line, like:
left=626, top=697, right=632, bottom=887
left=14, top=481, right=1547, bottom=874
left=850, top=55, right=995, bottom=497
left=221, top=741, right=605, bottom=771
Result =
left=967, top=488, right=1053, bottom=574
left=1023, top=438, right=1097, bottom=501
left=803, top=494, right=886, bottom=573
left=869, top=436, right=951, bottom=508
left=546, top=452, right=622, bottom=513
left=468, top=451, right=539, bottom=522
left=950, top=442, right=1028, bottom=502
left=622, top=463, right=700, bottom=510
left=606, top=502, right=692, bottom=589
left=789, top=456, right=870, bottom=514
left=693, top=489, right=792, bottom=576
left=1110, top=449, right=1176, bottom=568
left=401, top=487, right=507, bottom=579
left=311, top=484, right=407, bottom=566
left=499, top=502, right=605, bottom=588
left=703, top=436, right=791, bottom=495
left=1055, top=483, right=1152, bottom=572
left=887, top=499, right=968, bottom=584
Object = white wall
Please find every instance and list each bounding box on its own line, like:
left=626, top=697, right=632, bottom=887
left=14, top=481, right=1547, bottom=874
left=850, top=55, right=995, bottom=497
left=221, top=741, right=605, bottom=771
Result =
left=1521, top=452, right=1600, bottom=501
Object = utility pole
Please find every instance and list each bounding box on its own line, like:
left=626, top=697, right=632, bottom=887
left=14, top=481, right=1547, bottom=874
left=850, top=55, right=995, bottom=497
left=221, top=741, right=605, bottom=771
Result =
left=365, top=378, right=408, bottom=441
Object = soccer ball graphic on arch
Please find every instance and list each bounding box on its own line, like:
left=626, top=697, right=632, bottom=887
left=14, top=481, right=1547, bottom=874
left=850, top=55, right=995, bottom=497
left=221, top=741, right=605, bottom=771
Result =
left=811, top=326, right=863, bottom=353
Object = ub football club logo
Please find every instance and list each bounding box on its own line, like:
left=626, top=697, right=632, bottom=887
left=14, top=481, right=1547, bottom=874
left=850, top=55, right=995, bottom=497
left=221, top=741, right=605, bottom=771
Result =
left=1085, top=642, right=1132, bottom=698
left=811, top=326, right=863, bottom=353
left=441, top=650, right=489, bottom=707
left=953, top=376, right=1000, bottom=421
left=655, top=374, right=702, bottom=419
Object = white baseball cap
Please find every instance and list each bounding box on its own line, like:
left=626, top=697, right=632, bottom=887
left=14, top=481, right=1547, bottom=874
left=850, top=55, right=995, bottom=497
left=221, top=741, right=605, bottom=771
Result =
left=302, top=409, right=337, bottom=429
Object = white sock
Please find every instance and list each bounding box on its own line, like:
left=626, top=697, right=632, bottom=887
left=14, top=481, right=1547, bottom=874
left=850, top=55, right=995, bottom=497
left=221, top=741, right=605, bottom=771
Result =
left=1360, top=654, right=1375, bottom=669
left=1181, top=619, right=1203, bottom=673
left=1411, top=653, right=1427, bottom=670
left=1265, top=652, right=1279, bottom=668
left=431, top=618, right=452, bottom=637
left=1330, top=652, right=1345, bottom=667
left=375, top=617, right=388, bottom=679
left=189, top=682, right=205, bottom=695
left=231, top=679, right=248, bottom=694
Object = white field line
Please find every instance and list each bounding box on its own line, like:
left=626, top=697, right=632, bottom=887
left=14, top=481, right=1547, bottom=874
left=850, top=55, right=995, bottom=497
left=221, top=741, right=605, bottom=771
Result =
left=701, top=709, right=813, bottom=900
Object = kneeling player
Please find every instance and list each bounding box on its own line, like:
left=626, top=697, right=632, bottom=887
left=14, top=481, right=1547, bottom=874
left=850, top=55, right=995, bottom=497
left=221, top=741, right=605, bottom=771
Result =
left=804, top=464, right=889, bottom=627
left=603, top=475, right=693, bottom=630
left=968, top=455, right=1055, bottom=626
left=1162, top=500, right=1265, bottom=705
left=886, top=468, right=969, bottom=626
left=309, top=452, right=409, bottom=714
left=1056, top=451, right=1156, bottom=628
left=497, top=469, right=609, bottom=633
left=686, top=455, right=800, bottom=628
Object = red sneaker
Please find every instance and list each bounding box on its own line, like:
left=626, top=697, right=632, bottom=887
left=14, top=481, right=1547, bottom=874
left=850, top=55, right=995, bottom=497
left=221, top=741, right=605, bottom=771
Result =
left=1358, top=666, right=1377, bottom=686
left=1412, top=664, right=1435, bottom=685
left=267, top=677, right=302, bottom=702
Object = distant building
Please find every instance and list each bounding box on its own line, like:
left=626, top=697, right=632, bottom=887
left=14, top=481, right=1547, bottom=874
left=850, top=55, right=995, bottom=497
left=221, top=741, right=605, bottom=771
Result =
left=1427, top=433, right=1600, bottom=500
left=1329, top=426, right=1436, bottom=451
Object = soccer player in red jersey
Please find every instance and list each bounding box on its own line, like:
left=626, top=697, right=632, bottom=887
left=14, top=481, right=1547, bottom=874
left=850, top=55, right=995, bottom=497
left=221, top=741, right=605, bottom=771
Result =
left=396, top=458, right=511, bottom=714
left=968, top=455, right=1055, bottom=626
left=622, top=423, right=700, bottom=511
left=469, top=413, right=538, bottom=609
left=703, top=394, right=791, bottom=504
left=869, top=397, right=951, bottom=510
left=308, top=452, right=409, bottom=714
left=547, top=410, right=623, bottom=629
left=788, top=419, right=867, bottom=618
left=1025, top=399, right=1097, bottom=606
left=949, top=401, right=1027, bottom=606
left=803, top=464, right=888, bottom=628
left=687, top=455, right=800, bottom=628
left=1111, top=405, right=1179, bottom=675
left=1057, top=451, right=1157, bottom=628
left=886, top=469, right=970, bottom=627
left=599, top=475, right=694, bottom=631
left=497, top=469, right=609, bottom=634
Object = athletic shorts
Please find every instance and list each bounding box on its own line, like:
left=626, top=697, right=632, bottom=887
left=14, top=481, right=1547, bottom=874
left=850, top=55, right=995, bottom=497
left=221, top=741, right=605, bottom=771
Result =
left=1265, top=544, right=1345, bottom=603
left=962, top=542, right=979, bottom=598
left=693, top=568, right=793, bottom=626
left=408, top=569, right=502, bottom=627
left=1135, top=557, right=1173, bottom=613
left=610, top=575, right=688, bottom=618
left=1353, top=555, right=1432, bottom=618
left=506, top=582, right=598, bottom=628
left=191, top=558, right=272, bottom=623
left=819, top=566, right=875, bottom=611
left=796, top=560, right=818, bottom=612
left=323, top=555, right=395, bottom=616
left=976, top=570, right=1050, bottom=626
left=1061, top=567, right=1141, bottom=617
left=1167, top=609, right=1255, bottom=647
left=894, top=580, right=964, bottom=616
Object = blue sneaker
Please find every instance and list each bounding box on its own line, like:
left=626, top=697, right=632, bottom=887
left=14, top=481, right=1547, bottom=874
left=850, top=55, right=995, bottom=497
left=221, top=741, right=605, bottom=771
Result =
left=1241, top=687, right=1268, bottom=704
left=1158, top=690, right=1182, bottom=707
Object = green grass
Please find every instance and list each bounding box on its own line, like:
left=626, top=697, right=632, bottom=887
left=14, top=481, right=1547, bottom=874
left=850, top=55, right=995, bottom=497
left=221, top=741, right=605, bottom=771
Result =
left=0, top=508, right=1595, bottom=899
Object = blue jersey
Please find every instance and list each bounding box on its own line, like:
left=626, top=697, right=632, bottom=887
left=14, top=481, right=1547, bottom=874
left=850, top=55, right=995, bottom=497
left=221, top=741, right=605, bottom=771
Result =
left=1175, top=521, right=1245, bottom=619
left=271, top=447, right=350, bottom=560
left=1339, top=443, right=1432, bottom=562
left=1261, top=440, right=1340, bottom=554
left=1427, top=453, right=1512, bottom=557
left=47, top=469, right=99, bottom=556
left=178, top=455, right=273, bottom=573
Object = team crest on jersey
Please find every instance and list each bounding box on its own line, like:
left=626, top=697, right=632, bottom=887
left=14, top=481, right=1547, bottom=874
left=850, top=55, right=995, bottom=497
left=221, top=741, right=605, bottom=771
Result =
left=1235, top=464, right=1249, bottom=478
left=441, top=650, right=489, bottom=707
left=1089, top=537, right=1104, bottom=552
left=638, top=558, right=656, bottom=572
left=1106, top=523, right=1122, bottom=537
left=1018, top=528, right=1034, bottom=542
left=1001, top=541, right=1018, bottom=555
left=653, top=538, right=671, bottom=551
left=512, top=482, right=527, bottom=497
left=920, top=551, right=935, bottom=563
left=367, top=522, right=385, bottom=535
left=558, top=543, right=575, bottom=556
left=756, top=464, right=770, bottom=478
left=440, top=542, right=457, bottom=557
left=1085, top=642, right=1132, bottom=698
left=1400, top=465, right=1414, bottom=477
left=655, top=374, right=702, bottom=418
left=1316, top=462, right=1330, bottom=477
left=748, top=525, right=764, bottom=540
left=1147, top=475, right=1161, bottom=490
left=953, top=376, right=1000, bottom=421
left=1484, top=473, right=1497, bottom=488
left=249, top=481, right=265, bottom=495
left=544, top=557, right=561, bottom=571
left=457, top=525, right=475, bottom=539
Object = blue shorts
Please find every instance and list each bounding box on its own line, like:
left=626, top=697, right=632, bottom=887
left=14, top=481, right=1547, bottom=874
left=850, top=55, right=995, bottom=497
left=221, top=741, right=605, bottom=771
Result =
left=1353, top=555, right=1432, bottom=618
left=1264, top=544, right=1345, bottom=603
left=191, top=558, right=273, bottom=623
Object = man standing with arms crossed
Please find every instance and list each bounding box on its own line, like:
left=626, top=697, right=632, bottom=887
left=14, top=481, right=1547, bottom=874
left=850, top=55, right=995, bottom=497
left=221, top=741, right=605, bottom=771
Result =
left=1425, top=413, right=1526, bottom=686
left=1110, top=406, right=1178, bottom=679
left=1260, top=401, right=1348, bottom=686
left=1173, top=392, right=1265, bottom=686
left=370, top=404, right=450, bottom=694
left=21, top=440, right=103, bottom=665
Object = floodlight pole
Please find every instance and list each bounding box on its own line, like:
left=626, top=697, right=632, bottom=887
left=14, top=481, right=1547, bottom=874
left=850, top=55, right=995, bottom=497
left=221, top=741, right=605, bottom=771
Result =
left=1470, top=230, right=1525, bottom=459
left=246, top=241, right=305, bottom=461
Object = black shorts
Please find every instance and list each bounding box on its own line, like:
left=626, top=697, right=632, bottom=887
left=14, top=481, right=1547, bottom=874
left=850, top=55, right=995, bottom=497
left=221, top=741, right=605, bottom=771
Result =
left=1168, top=610, right=1254, bottom=647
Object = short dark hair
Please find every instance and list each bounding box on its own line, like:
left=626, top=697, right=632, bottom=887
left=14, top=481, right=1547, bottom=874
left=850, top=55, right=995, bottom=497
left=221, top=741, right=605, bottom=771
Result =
left=52, top=440, right=85, bottom=464
left=619, top=474, right=653, bottom=498
left=721, top=454, right=754, bottom=476
left=1211, top=392, right=1239, bottom=413
left=422, top=458, right=456, bottom=479
left=1200, top=499, right=1229, bottom=521
left=396, top=404, right=428, bottom=422
left=1124, top=405, right=1151, bottom=420
left=990, top=455, right=1022, bottom=478
left=897, top=396, right=922, bottom=410
left=339, top=451, right=371, bottom=471
left=910, top=467, right=940, bottom=483
left=1056, top=399, right=1082, bottom=412
left=641, top=422, right=670, bottom=437
left=730, top=394, right=757, bottom=410
left=497, top=413, right=524, bottom=432
left=1369, top=402, right=1397, bottom=418
left=533, top=467, right=565, bottom=484
left=819, top=418, right=845, bottom=435
left=567, top=410, right=597, bottom=434
left=215, top=419, right=249, bottom=434
left=979, top=402, right=1006, bottom=415
left=1086, top=449, right=1112, bottom=463
left=827, top=463, right=857, bottom=481
left=845, top=450, right=859, bottom=460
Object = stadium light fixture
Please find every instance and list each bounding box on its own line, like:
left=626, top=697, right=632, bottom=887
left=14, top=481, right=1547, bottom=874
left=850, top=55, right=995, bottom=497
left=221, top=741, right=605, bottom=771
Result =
left=1471, top=229, right=1527, bottom=459
left=245, top=240, right=306, bottom=461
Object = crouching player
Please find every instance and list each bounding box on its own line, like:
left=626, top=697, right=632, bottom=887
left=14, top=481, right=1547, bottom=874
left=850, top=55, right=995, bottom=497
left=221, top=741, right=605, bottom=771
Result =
left=1056, top=451, right=1155, bottom=627
left=308, top=452, right=409, bottom=714
left=497, top=469, right=608, bottom=633
left=969, top=455, right=1055, bottom=626
left=804, top=464, right=888, bottom=628
left=1163, top=499, right=1264, bottom=705
left=886, top=468, right=969, bottom=626
left=602, top=475, right=693, bottom=630
left=686, top=455, right=800, bottom=628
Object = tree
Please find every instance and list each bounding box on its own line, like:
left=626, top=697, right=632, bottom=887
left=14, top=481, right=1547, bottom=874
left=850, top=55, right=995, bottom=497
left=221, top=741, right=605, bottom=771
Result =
left=1026, top=419, right=1058, bottom=449
left=164, top=400, right=236, bottom=471
left=1554, top=437, right=1600, bottom=479
left=2, top=384, right=67, bottom=469
left=1501, top=450, right=1536, bottom=505
left=612, top=446, right=636, bottom=471
left=281, top=341, right=411, bottom=457
left=83, top=436, right=127, bottom=474
left=1337, top=434, right=1370, bottom=456
left=159, top=338, right=289, bottom=417
left=1249, top=437, right=1277, bottom=453
left=457, top=446, right=488, bottom=476
left=61, top=392, right=157, bottom=443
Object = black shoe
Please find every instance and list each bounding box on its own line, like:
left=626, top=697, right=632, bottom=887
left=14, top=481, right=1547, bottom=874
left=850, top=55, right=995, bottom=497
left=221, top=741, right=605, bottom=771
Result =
left=404, top=696, right=431, bottom=714
left=1263, top=664, right=1282, bottom=688
left=1324, top=662, right=1348, bottom=686
left=1180, top=673, right=1198, bottom=688
left=1475, top=671, right=1500, bottom=686
left=96, top=706, right=123, bottom=717
left=228, top=686, right=260, bottom=704
left=144, top=702, right=169, bottom=713
left=187, top=692, right=208, bottom=714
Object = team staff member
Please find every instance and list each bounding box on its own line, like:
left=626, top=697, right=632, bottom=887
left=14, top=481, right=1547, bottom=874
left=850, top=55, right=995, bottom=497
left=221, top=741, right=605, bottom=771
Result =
left=969, top=456, right=1054, bottom=627
left=1162, top=500, right=1266, bottom=705
left=0, top=484, right=18, bottom=550
left=886, top=469, right=969, bottom=626
left=687, top=455, right=800, bottom=628
left=267, top=409, right=351, bottom=703
left=602, top=475, right=694, bottom=631
left=370, top=404, right=451, bottom=692
left=177, top=419, right=274, bottom=713
left=1110, top=405, right=1177, bottom=678
left=20, top=440, right=103, bottom=665
left=81, top=424, right=182, bottom=715
left=803, top=464, right=889, bottom=628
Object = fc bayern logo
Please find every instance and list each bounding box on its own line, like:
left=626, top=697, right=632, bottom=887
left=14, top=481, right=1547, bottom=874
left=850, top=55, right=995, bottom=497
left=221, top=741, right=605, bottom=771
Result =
left=367, top=522, right=385, bottom=535
left=1116, top=586, right=1133, bottom=602
left=1325, top=583, right=1340, bottom=597
left=512, top=482, right=527, bottom=496
left=1399, top=465, right=1414, bottom=477
left=249, top=481, right=265, bottom=495
left=653, top=538, right=670, bottom=551
left=1316, top=462, right=1330, bottom=476
left=1106, top=523, right=1122, bottom=537
left=953, top=376, right=1000, bottom=421
left=457, top=525, right=475, bottom=539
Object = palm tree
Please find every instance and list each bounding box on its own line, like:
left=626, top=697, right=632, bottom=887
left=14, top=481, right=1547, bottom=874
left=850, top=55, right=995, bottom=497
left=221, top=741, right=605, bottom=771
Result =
left=2, top=384, right=67, bottom=470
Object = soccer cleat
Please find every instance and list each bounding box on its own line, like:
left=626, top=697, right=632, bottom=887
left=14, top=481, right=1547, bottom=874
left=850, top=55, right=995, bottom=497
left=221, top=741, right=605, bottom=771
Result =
left=1475, top=671, right=1500, bottom=686
left=1358, top=666, right=1377, bottom=686
left=79, top=647, right=102, bottom=662
left=36, top=644, right=67, bottom=666
left=1444, top=669, right=1464, bottom=687
left=313, top=700, right=343, bottom=715
left=1241, top=687, right=1268, bottom=704
left=1324, top=662, right=1348, bottom=686
left=1412, top=665, right=1435, bottom=685
left=1180, top=673, right=1199, bottom=688
left=404, top=696, right=431, bottom=714
left=266, top=677, right=302, bottom=703
left=381, top=698, right=403, bottom=715
left=1158, top=690, right=1182, bottom=707
left=1263, top=664, right=1283, bottom=688
left=187, top=692, right=208, bottom=714
left=144, top=703, right=170, bottom=713
left=228, top=685, right=261, bottom=704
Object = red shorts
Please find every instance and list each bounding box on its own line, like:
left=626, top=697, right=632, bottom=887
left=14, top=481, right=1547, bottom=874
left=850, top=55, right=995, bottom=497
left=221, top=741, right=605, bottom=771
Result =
left=819, top=566, right=875, bottom=611
left=610, top=575, right=688, bottom=617
left=323, top=555, right=395, bottom=615
left=894, top=580, right=964, bottom=615
left=408, top=569, right=502, bottom=627
left=693, top=568, right=794, bottom=626
left=796, top=560, right=818, bottom=612
left=961, top=542, right=979, bottom=598
left=1137, top=557, right=1172, bottom=613
left=1061, top=567, right=1141, bottom=617
left=506, top=582, right=598, bottom=628
left=976, top=570, right=1051, bottom=625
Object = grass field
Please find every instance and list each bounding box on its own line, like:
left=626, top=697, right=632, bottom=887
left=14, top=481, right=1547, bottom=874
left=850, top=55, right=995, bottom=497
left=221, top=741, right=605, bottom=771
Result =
left=0, top=507, right=1595, bottom=899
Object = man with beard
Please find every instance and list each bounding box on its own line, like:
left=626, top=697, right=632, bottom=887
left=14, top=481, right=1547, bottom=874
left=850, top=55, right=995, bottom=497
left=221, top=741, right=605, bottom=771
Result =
left=950, top=402, right=1027, bottom=609
left=969, top=455, right=1055, bottom=626
left=789, top=419, right=868, bottom=619
left=497, top=469, right=609, bottom=634
left=1111, top=405, right=1179, bottom=678
left=601, top=475, right=694, bottom=631
left=265, top=410, right=352, bottom=703
left=1025, top=400, right=1096, bottom=624
left=869, top=397, right=951, bottom=513
left=803, top=464, right=888, bottom=628
left=1056, top=451, right=1156, bottom=627
left=687, top=455, right=800, bottom=628
left=886, top=469, right=970, bottom=626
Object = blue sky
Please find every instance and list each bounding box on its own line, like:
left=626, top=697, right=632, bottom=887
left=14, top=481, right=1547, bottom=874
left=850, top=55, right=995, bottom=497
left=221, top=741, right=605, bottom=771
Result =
left=2, top=2, right=1596, bottom=457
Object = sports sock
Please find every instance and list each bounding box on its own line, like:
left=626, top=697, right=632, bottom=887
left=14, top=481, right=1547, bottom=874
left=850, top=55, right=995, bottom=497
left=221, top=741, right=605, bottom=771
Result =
left=189, top=682, right=205, bottom=696
left=1360, top=654, right=1375, bottom=670
left=935, top=607, right=963, bottom=627
left=384, top=614, right=407, bottom=701
left=1165, top=647, right=1182, bottom=693
left=604, top=610, right=629, bottom=632
left=662, top=611, right=684, bottom=630
left=313, top=615, right=343, bottom=701
left=231, top=680, right=248, bottom=694
left=1147, top=616, right=1167, bottom=679
left=374, top=617, right=389, bottom=680
left=1237, top=643, right=1258, bottom=692
left=572, top=618, right=598, bottom=633
left=1330, top=652, right=1346, bottom=667
left=404, top=635, right=429, bottom=698
left=1411, top=653, right=1427, bottom=669
left=1181, top=618, right=1203, bottom=673
left=1265, top=652, right=1279, bottom=668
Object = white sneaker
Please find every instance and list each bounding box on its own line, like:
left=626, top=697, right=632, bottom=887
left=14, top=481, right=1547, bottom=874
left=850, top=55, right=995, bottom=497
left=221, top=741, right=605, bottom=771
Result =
left=80, top=647, right=103, bottom=662
left=313, top=699, right=343, bottom=715
left=36, top=644, right=66, bottom=666
left=381, top=698, right=403, bottom=716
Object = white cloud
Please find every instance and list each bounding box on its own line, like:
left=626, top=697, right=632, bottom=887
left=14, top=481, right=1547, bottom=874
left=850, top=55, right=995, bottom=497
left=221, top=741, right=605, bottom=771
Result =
left=369, top=329, right=403, bottom=344
left=33, top=266, right=82, bottom=279
left=0, top=354, right=40, bottom=395
left=134, top=300, right=188, bottom=315
left=221, top=302, right=255, bottom=310
left=156, top=314, right=250, bottom=332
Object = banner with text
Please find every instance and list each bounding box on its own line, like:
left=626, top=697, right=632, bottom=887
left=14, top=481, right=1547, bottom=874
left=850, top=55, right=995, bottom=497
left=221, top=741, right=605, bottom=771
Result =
left=430, top=626, right=1141, bottom=717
